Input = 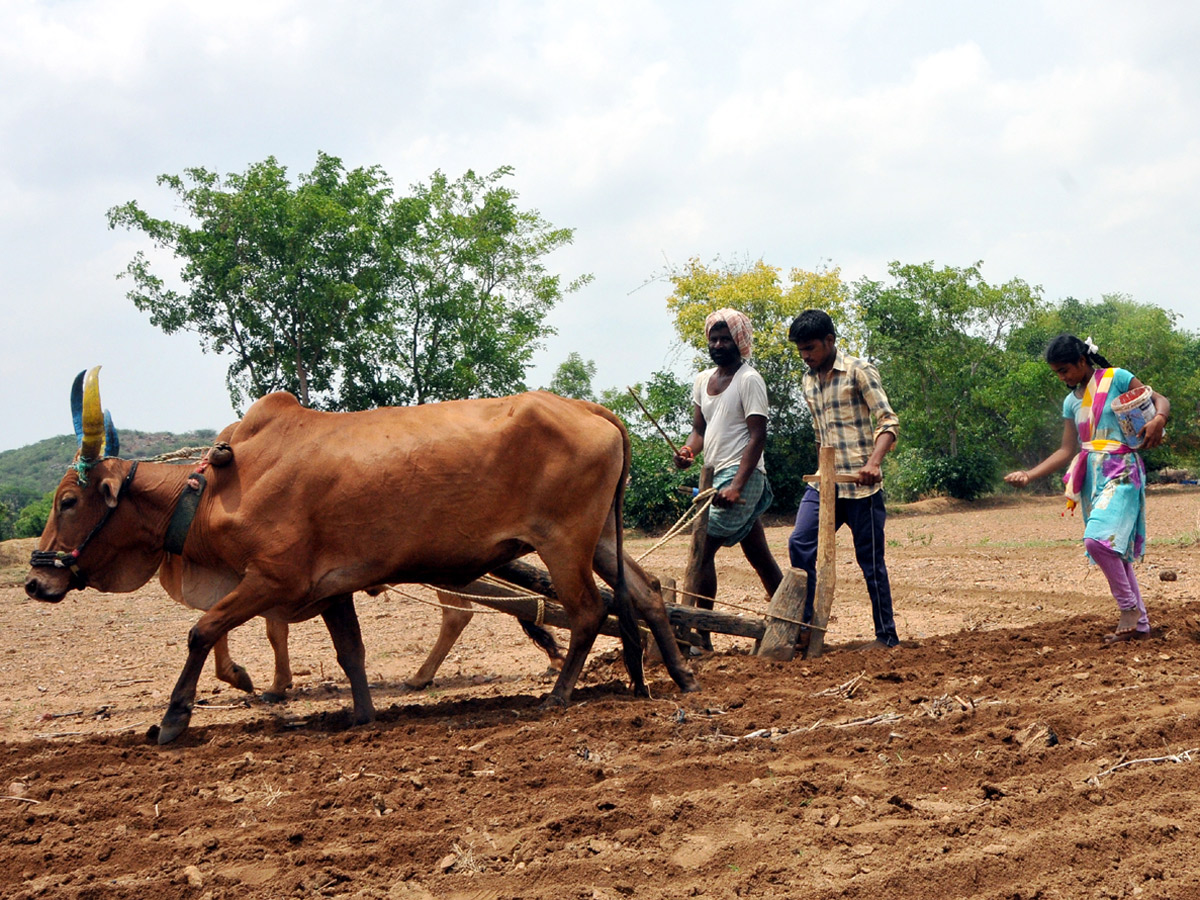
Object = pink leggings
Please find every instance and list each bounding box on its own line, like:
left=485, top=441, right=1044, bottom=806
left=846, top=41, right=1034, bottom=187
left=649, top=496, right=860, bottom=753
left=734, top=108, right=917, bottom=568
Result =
left=1084, top=538, right=1150, bottom=632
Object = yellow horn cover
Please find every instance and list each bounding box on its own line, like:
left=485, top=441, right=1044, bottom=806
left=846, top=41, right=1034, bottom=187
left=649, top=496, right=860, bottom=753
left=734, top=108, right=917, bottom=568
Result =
left=80, top=365, right=104, bottom=461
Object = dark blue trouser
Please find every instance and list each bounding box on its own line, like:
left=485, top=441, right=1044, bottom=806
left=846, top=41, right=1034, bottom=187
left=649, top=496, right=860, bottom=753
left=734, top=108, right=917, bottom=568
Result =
left=787, top=486, right=899, bottom=646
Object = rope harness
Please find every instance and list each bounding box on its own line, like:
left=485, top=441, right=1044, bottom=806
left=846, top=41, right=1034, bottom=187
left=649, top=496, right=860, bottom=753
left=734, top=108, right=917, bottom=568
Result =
left=29, top=461, right=140, bottom=585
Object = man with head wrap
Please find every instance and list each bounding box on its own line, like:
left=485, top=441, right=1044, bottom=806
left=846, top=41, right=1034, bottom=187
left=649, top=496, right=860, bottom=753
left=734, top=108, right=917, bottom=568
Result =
left=674, top=308, right=783, bottom=648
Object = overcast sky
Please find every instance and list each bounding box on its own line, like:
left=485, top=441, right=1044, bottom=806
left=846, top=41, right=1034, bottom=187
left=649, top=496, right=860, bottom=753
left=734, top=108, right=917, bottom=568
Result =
left=2, top=1, right=1198, bottom=452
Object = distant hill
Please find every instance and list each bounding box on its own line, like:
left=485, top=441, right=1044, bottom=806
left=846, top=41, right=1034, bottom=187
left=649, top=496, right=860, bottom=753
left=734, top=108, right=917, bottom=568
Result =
left=0, top=429, right=218, bottom=504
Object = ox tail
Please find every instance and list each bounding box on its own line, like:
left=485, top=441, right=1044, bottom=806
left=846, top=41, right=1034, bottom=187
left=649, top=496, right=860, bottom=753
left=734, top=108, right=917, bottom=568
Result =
left=592, top=403, right=647, bottom=695
left=519, top=619, right=564, bottom=665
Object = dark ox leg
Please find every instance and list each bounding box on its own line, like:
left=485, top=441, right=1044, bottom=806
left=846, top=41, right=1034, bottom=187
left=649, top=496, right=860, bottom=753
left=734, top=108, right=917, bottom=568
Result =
left=212, top=633, right=255, bottom=694
left=159, top=579, right=300, bottom=744
left=261, top=619, right=294, bottom=703
left=406, top=592, right=475, bottom=690
left=540, top=553, right=607, bottom=707
left=595, top=517, right=699, bottom=694
left=320, top=594, right=375, bottom=727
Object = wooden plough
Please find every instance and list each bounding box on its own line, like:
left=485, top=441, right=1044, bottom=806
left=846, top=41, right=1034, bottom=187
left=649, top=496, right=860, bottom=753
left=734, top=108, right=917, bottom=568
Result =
left=453, top=447, right=850, bottom=662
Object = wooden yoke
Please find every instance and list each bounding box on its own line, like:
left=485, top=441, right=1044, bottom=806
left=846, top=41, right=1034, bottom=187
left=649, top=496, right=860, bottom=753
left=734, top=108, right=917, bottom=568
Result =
left=801, top=446, right=859, bottom=658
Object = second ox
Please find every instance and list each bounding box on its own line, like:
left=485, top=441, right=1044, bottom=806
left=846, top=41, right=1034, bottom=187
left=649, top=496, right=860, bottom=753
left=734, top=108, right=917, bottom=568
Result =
left=26, top=369, right=698, bottom=743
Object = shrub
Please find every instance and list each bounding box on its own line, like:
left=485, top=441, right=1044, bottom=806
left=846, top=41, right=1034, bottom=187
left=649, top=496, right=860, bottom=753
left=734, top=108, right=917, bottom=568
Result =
left=13, top=491, right=54, bottom=539
left=926, top=449, right=997, bottom=501
left=624, top=436, right=694, bottom=533
left=885, top=447, right=934, bottom=502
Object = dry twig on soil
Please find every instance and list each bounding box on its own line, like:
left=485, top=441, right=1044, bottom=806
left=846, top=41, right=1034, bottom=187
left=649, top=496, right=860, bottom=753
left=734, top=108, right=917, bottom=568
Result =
left=921, top=694, right=974, bottom=718
left=813, top=672, right=866, bottom=699
left=1087, top=747, right=1200, bottom=785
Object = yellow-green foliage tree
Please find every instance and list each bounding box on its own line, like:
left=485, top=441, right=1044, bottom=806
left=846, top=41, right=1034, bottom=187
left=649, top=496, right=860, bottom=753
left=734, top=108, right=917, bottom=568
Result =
left=663, top=257, right=858, bottom=509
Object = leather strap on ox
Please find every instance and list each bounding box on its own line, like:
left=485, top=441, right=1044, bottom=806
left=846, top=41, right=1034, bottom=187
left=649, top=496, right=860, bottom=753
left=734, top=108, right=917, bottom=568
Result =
left=164, top=472, right=206, bottom=555
left=29, top=461, right=140, bottom=583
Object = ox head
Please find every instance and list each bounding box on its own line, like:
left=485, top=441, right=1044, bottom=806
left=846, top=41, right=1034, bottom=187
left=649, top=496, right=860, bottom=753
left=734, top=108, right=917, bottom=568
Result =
left=25, top=368, right=155, bottom=601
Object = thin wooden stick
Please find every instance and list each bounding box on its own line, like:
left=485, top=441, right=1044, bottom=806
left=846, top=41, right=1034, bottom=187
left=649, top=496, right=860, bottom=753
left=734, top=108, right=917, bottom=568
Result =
left=1088, top=747, right=1200, bottom=783
left=626, top=386, right=682, bottom=456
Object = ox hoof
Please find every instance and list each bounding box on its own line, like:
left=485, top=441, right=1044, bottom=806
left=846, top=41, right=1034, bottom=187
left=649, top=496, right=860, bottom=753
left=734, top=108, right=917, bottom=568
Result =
left=633, top=683, right=652, bottom=699
left=538, top=695, right=569, bottom=711
left=157, top=708, right=192, bottom=744
left=156, top=719, right=191, bottom=745
left=679, top=677, right=701, bottom=694
left=230, top=665, right=255, bottom=694
left=261, top=691, right=288, bottom=705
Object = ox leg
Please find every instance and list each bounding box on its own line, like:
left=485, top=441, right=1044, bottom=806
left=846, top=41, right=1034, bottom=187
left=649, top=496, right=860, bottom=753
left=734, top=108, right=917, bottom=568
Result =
left=159, top=587, right=280, bottom=744
left=541, top=556, right=606, bottom=708
left=212, top=633, right=255, bottom=694
left=261, top=619, right=294, bottom=703
left=406, top=593, right=474, bottom=690
left=594, top=526, right=699, bottom=695
left=320, top=594, right=375, bottom=727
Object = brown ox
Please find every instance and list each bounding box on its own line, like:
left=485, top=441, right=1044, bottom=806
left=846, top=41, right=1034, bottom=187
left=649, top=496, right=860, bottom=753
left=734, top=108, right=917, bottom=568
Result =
left=26, top=372, right=697, bottom=743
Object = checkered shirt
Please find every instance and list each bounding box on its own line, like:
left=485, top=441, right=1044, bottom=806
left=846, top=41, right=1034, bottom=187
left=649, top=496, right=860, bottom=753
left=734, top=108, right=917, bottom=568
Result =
left=802, top=350, right=899, bottom=499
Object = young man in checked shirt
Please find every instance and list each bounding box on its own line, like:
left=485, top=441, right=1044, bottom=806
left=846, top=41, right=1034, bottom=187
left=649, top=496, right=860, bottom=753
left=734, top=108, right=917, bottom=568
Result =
left=787, top=309, right=901, bottom=650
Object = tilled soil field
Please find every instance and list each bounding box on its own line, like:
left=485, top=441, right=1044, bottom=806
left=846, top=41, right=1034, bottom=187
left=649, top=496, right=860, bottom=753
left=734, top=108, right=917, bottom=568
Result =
left=1, top=487, right=1198, bottom=899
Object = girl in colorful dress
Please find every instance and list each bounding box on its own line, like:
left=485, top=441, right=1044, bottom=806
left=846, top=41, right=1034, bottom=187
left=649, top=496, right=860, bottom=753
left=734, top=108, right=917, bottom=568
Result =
left=1004, top=334, right=1171, bottom=643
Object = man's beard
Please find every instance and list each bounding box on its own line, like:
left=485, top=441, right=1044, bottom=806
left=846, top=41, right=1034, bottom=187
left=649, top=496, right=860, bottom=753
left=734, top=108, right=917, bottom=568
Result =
left=709, top=346, right=740, bottom=367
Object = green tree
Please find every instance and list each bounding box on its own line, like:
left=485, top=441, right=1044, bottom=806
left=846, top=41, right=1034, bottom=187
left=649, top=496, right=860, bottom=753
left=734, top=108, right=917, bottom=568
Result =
left=857, top=261, right=1042, bottom=500
left=108, top=153, right=392, bottom=411
left=339, top=167, right=591, bottom=407
left=601, top=370, right=695, bottom=531
left=13, top=491, right=54, bottom=539
left=109, top=159, right=586, bottom=412
left=546, top=353, right=598, bottom=401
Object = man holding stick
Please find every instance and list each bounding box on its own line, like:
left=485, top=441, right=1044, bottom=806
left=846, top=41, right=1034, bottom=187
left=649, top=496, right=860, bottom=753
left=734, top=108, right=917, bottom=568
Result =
left=787, top=309, right=901, bottom=651
left=674, top=309, right=783, bottom=647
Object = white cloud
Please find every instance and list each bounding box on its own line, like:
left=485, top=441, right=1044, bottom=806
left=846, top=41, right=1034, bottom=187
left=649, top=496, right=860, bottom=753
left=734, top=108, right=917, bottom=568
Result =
left=2, top=0, right=1200, bottom=451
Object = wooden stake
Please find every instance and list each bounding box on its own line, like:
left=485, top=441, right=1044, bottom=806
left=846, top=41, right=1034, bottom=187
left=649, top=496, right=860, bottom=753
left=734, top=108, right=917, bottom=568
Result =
left=804, top=446, right=857, bottom=658
left=756, top=567, right=809, bottom=661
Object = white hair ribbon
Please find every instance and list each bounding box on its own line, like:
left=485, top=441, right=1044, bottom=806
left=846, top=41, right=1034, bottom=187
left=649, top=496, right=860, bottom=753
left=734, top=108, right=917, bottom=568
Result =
left=1084, top=335, right=1099, bottom=355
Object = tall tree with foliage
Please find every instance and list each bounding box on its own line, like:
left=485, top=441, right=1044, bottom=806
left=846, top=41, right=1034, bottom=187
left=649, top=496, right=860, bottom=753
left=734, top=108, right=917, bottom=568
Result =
left=856, top=261, right=1043, bottom=499
left=546, top=352, right=598, bottom=401
left=600, top=370, right=695, bottom=531
left=663, top=258, right=853, bottom=509
left=339, top=167, right=591, bottom=407
left=108, top=153, right=392, bottom=411
left=110, top=158, right=587, bottom=413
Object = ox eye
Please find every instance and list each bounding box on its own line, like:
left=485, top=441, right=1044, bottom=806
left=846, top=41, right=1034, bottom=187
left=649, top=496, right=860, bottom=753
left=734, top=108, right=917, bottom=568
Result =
left=59, top=495, right=77, bottom=511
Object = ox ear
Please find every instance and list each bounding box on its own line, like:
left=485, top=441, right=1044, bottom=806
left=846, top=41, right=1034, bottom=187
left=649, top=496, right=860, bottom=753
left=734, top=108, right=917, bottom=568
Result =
left=98, top=469, right=125, bottom=509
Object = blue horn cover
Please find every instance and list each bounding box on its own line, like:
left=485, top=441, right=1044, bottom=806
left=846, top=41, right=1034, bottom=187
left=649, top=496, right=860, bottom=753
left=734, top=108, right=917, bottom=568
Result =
left=103, top=410, right=120, bottom=458
left=70, top=370, right=86, bottom=446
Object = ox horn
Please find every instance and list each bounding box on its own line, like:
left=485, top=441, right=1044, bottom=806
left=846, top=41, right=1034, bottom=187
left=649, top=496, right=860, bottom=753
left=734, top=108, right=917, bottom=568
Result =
left=79, top=366, right=105, bottom=461
left=70, top=370, right=86, bottom=447
left=103, top=409, right=120, bottom=458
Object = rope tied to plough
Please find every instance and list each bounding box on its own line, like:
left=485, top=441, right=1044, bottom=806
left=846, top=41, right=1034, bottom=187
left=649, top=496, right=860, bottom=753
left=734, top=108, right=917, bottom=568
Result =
left=635, top=487, right=717, bottom=564
left=380, top=577, right=550, bottom=626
